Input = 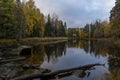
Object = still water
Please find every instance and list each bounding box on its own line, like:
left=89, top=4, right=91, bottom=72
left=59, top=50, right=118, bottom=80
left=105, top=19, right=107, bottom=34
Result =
left=0, top=40, right=120, bottom=80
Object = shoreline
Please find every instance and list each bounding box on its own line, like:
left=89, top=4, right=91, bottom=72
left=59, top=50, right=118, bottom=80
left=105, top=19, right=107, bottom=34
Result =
left=0, top=37, right=119, bottom=46
left=0, top=37, right=68, bottom=47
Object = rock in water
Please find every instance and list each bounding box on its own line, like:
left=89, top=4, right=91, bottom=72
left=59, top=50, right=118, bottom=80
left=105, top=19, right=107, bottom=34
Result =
left=19, top=46, right=32, bottom=56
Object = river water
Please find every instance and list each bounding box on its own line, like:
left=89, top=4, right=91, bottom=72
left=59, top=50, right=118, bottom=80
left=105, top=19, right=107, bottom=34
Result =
left=0, top=40, right=120, bottom=80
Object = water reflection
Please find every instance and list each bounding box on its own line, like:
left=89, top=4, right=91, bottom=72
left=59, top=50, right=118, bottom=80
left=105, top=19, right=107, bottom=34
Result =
left=26, top=44, right=45, bottom=64
left=68, top=40, right=110, bottom=57
left=0, top=40, right=120, bottom=80
left=44, top=42, right=67, bottom=62
left=40, top=40, right=108, bottom=80
left=68, top=40, right=120, bottom=80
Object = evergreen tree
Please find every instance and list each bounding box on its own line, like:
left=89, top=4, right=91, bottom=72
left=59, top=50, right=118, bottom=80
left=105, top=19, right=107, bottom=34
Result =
left=110, top=0, right=120, bottom=38
left=0, top=0, right=18, bottom=38
left=45, top=14, right=53, bottom=37
left=55, top=18, right=59, bottom=37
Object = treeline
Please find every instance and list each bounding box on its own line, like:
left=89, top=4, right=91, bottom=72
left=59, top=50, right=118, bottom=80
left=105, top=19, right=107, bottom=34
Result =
left=68, top=28, right=88, bottom=39
left=68, top=0, right=120, bottom=39
left=84, top=20, right=110, bottom=38
left=0, top=0, right=67, bottom=39
left=68, top=20, right=110, bottom=39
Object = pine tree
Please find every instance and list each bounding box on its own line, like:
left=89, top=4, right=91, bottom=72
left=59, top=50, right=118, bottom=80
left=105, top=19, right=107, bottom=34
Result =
left=110, top=0, right=120, bottom=38
left=45, top=14, right=54, bottom=37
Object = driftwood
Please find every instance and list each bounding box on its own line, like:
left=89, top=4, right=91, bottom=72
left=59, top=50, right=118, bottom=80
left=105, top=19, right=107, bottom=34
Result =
left=0, top=57, right=25, bottom=63
left=14, top=63, right=104, bottom=80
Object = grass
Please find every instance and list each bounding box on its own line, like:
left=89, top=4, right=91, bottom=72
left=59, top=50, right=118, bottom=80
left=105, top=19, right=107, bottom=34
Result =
left=0, top=37, right=68, bottom=45
left=0, top=39, right=17, bottom=44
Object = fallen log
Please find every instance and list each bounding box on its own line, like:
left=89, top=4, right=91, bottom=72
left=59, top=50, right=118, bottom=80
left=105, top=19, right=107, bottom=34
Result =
left=0, top=57, right=25, bottom=63
left=13, top=63, right=104, bottom=80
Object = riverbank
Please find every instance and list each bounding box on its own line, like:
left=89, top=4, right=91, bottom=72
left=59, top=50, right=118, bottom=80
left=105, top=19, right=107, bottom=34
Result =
left=20, top=37, right=68, bottom=45
left=0, top=37, right=68, bottom=47
left=0, top=37, right=120, bottom=47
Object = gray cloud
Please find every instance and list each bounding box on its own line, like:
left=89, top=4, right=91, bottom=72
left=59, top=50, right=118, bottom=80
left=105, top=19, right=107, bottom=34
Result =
left=35, top=0, right=115, bottom=27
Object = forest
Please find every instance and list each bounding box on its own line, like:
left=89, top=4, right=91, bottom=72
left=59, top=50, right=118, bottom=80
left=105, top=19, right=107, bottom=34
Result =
left=0, top=0, right=67, bottom=40
left=0, top=0, right=120, bottom=41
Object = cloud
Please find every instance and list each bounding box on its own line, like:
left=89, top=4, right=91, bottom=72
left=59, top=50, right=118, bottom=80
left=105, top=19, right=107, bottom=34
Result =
left=35, top=0, right=115, bottom=27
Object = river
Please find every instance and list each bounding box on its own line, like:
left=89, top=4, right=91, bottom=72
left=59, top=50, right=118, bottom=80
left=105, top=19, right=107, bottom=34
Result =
left=0, top=40, right=120, bottom=80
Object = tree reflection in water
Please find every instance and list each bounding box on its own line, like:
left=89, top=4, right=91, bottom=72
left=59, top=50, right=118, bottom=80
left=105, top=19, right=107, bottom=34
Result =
left=68, top=40, right=120, bottom=80
left=25, top=42, right=67, bottom=65
left=28, top=40, right=120, bottom=80
left=1, top=40, right=120, bottom=80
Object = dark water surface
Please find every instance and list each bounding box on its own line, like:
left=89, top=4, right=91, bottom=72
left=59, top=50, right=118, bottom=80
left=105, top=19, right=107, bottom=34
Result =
left=0, top=40, right=120, bottom=80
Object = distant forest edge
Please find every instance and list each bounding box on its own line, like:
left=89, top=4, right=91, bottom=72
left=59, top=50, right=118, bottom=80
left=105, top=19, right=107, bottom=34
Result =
left=68, top=0, right=120, bottom=39
left=0, top=0, right=120, bottom=40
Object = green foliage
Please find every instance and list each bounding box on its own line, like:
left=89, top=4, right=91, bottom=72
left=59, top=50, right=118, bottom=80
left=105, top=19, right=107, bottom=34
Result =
left=45, top=14, right=53, bottom=37
left=82, top=20, right=110, bottom=39
left=0, top=0, right=67, bottom=39
left=0, top=0, right=18, bottom=39
left=45, top=14, right=67, bottom=37
left=110, top=0, right=120, bottom=38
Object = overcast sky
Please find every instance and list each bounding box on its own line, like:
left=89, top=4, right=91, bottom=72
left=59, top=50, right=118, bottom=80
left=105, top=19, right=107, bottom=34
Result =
left=35, top=0, right=115, bottom=28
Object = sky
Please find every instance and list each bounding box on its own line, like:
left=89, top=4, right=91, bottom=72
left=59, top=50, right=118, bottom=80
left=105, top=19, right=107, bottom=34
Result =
left=35, top=0, right=115, bottom=28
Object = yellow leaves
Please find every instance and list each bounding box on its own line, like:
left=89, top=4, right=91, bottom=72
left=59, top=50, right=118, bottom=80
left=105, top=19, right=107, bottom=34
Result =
left=68, top=28, right=89, bottom=38
left=79, top=29, right=89, bottom=38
